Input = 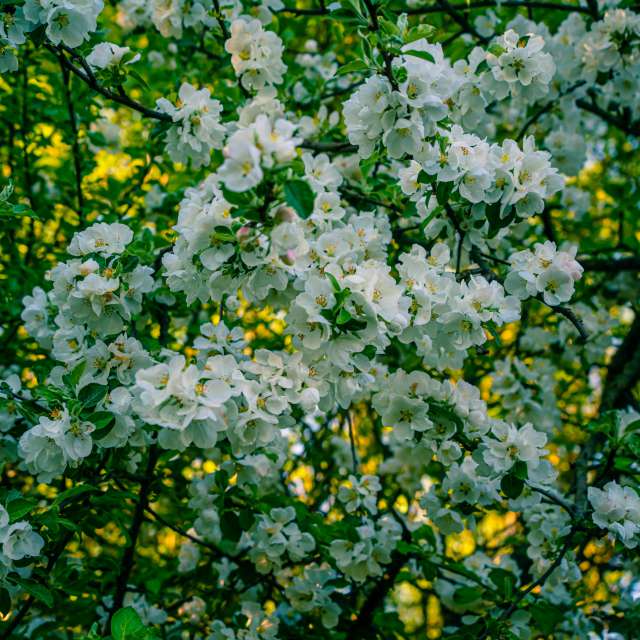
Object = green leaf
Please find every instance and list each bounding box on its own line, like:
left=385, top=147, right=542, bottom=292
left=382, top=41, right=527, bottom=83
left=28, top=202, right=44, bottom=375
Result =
left=453, top=585, right=481, bottom=605
left=52, top=484, right=98, bottom=507
left=338, top=59, right=369, bottom=75
left=530, top=601, right=564, bottom=634
left=405, top=24, right=436, bottom=44
left=489, top=568, right=517, bottom=600
left=220, top=511, right=242, bottom=542
left=78, top=384, right=107, bottom=408
left=221, top=185, right=254, bottom=203
left=500, top=473, right=524, bottom=499
left=128, top=69, right=150, bottom=90
left=238, top=508, right=255, bottom=530
left=421, top=559, right=437, bottom=580
left=326, top=272, right=341, bottom=292
left=340, top=317, right=368, bottom=332
left=6, top=497, right=37, bottom=522
left=379, top=17, right=400, bottom=37
left=435, top=181, right=453, bottom=206
left=485, top=320, right=502, bottom=346
left=111, top=607, right=147, bottom=640
left=486, top=202, right=516, bottom=238
left=64, top=361, right=86, bottom=389
left=11, top=578, right=54, bottom=608
left=512, top=460, right=528, bottom=481
left=402, top=49, right=435, bottom=64
left=338, top=0, right=363, bottom=17
left=412, top=524, right=436, bottom=547
left=87, top=411, right=115, bottom=431
left=2, top=203, right=40, bottom=219
left=336, top=308, right=352, bottom=325
left=284, top=180, right=315, bottom=219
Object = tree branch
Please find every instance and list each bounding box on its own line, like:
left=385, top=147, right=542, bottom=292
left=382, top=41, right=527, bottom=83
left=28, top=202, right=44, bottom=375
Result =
left=404, top=0, right=593, bottom=15
left=106, top=445, right=159, bottom=631
left=579, top=256, right=640, bottom=272
left=45, top=44, right=172, bottom=123
left=58, top=55, right=84, bottom=217
left=576, top=97, right=640, bottom=137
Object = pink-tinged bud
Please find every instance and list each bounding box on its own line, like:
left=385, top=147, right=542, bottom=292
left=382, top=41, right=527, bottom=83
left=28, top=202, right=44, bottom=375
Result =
left=222, top=146, right=231, bottom=159
left=281, top=250, right=296, bottom=266
left=274, top=205, right=296, bottom=223
left=236, top=226, right=251, bottom=240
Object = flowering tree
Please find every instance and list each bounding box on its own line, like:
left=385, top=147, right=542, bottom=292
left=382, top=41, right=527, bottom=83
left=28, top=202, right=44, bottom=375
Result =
left=0, top=0, right=640, bottom=638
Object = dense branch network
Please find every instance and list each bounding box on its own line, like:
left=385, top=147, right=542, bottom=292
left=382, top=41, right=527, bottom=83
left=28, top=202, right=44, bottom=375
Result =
left=0, top=0, right=639, bottom=639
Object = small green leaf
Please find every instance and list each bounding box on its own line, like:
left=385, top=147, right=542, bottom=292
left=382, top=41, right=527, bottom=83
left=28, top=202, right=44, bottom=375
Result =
left=53, top=484, right=98, bottom=507
left=220, top=511, right=242, bottom=542
left=284, top=180, right=315, bottom=219
left=326, top=272, right=341, bottom=292
left=485, top=320, right=502, bottom=346
left=78, top=383, right=107, bottom=408
left=64, top=361, right=86, bottom=389
left=11, top=578, right=54, bottom=608
left=412, top=524, right=436, bottom=547
left=87, top=411, right=115, bottom=431
left=111, top=607, right=146, bottom=640
left=530, top=601, right=564, bottom=634
left=403, top=49, right=435, bottom=64
left=453, top=585, right=481, bottom=605
left=405, top=24, right=436, bottom=44
left=6, top=497, right=37, bottom=522
left=221, top=185, right=254, bottom=203
left=338, top=59, right=369, bottom=75
left=512, top=460, right=528, bottom=480
left=500, top=473, right=524, bottom=499
left=128, top=69, right=150, bottom=90
left=489, top=568, right=517, bottom=599
left=336, top=308, right=352, bottom=325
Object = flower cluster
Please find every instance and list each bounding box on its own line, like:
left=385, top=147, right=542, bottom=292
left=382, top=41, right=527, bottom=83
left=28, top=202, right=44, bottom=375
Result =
left=23, top=0, right=103, bottom=48
left=485, top=29, right=556, bottom=101
left=3, top=2, right=639, bottom=638
left=505, top=241, right=583, bottom=305
left=225, top=17, right=287, bottom=91
left=19, top=408, right=94, bottom=482
left=589, top=482, right=640, bottom=549
left=248, top=507, right=315, bottom=574
left=157, top=82, right=226, bottom=167
left=329, top=517, right=402, bottom=582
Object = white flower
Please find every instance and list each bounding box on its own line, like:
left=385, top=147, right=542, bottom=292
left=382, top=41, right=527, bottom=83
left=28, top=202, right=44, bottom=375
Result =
left=484, top=422, right=547, bottom=474
left=1, top=521, right=44, bottom=561
left=68, top=222, right=133, bottom=257
left=225, top=17, right=286, bottom=90
left=218, top=128, right=263, bottom=192
left=295, top=276, right=336, bottom=324
left=536, top=267, right=574, bottom=306
left=86, top=42, right=140, bottom=69
left=157, top=82, right=225, bottom=168
left=302, top=153, right=343, bottom=192
left=41, top=0, right=103, bottom=49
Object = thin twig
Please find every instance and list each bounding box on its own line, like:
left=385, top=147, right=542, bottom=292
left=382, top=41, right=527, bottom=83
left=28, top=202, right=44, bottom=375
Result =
left=498, top=527, right=575, bottom=621
left=58, top=55, right=84, bottom=217
left=346, top=411, right=358, bottom=474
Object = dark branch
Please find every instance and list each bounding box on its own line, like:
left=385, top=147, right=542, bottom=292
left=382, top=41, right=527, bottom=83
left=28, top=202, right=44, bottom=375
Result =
left=45, top=44, right=172, bottom=123
left=106, top=445, right=159, bottom=631
left=579, top=256, right=640, bottom=272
